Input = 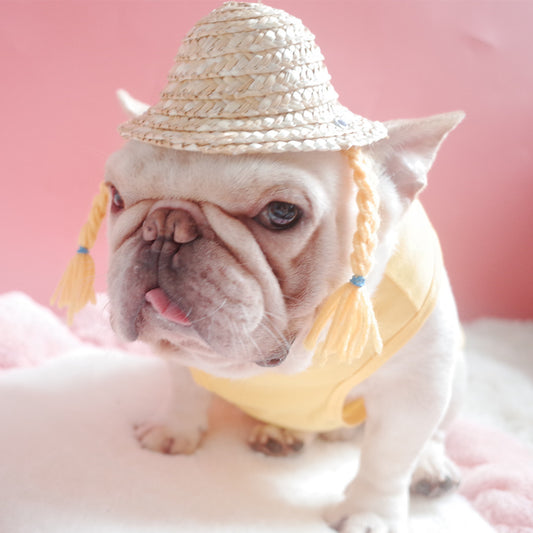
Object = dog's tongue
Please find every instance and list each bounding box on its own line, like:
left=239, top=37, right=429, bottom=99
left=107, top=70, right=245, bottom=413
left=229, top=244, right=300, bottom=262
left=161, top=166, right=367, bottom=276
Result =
left=145, top=288, right=191, bottom=327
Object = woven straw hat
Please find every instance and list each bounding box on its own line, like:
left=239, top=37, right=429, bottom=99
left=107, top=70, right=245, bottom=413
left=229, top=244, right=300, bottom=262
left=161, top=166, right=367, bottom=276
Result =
left=119, top=1, right=387, bottom=154
left=53, top=1, right=386, bottom=364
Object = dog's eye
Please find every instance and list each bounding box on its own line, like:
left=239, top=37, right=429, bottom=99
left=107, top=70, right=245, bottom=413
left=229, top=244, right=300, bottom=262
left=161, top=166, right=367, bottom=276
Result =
left=109, top=185, right=124, bottom=213
left=256, top=201, right=302, bottom=230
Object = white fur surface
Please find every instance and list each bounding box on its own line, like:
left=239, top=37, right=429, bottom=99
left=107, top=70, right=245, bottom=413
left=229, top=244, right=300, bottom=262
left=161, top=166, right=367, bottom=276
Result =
left=0, top=353, right=491, bottom=533
left=100, top=113, right=467, bottom=533
left=2, top=292, right=532, bottom=533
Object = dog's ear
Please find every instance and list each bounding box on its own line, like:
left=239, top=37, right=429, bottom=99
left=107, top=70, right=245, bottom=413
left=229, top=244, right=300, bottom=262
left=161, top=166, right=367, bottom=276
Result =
left=368, top=111, right=465, bottom=204
left=116, top=89, right=150, bottom=118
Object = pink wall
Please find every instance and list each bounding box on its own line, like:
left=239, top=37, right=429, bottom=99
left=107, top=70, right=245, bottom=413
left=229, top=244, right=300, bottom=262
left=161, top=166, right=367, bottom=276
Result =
left=1, top=1, right=532, bottom=321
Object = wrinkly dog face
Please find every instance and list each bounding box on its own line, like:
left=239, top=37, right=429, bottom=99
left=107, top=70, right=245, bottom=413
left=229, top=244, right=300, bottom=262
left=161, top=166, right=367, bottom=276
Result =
left=105, top=112, right=462, bottom=379
left=105, top=142, right=357, bottom=378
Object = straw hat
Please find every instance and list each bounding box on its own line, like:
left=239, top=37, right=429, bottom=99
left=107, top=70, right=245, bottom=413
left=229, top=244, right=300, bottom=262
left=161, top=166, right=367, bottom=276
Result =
left=54, top=1, right=386, bottom=365
left=118, top=1, right=387, bottom=154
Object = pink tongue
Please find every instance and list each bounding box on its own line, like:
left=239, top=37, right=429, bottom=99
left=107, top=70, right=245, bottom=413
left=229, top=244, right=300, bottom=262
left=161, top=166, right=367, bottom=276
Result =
left=145, top=288, right=191, bottom=326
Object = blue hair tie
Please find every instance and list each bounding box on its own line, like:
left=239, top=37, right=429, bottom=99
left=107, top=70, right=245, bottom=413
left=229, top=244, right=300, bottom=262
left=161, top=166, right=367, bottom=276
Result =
left=350, top=275, right=365, bottom=288
left=77, top=246, right=89, bottom=254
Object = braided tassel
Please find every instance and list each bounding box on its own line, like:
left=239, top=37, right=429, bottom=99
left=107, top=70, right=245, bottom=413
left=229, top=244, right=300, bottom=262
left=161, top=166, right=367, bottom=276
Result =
left=305, top=148, right=383, bottom=365
left=51, top=182, right=110, bottom=324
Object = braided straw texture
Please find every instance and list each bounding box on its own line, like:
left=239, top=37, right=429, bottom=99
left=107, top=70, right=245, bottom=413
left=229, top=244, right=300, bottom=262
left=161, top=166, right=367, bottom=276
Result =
left=119, top=2, right=387, bottom=154
left=51, top=182, right=110, bottom=324
left=347, top=148, right=381, bottom=278
left=305, top=149, right=383, bottom=365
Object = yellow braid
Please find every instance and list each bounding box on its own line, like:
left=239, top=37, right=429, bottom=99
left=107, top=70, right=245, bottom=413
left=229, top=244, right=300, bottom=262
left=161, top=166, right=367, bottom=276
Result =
left=304, top=147, right=383, bottom=365
left=51, top=182, right=110, bottom=324
left=348, top=148, right=380, bottom=279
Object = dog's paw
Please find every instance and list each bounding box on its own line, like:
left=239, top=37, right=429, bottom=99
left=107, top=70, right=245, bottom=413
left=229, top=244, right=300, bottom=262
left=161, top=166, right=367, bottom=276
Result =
left=410, top=437, right=461, bottom=497
left=134, top=423, right=204, bottom=455
left=248, top=424, right=310, bottom=457
left=325, top=476, right=408, bottom=533
left=325, top=507, right=406, bottom=533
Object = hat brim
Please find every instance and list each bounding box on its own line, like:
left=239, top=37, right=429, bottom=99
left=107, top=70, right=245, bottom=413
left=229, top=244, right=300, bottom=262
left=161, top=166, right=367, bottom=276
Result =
left=119, top=103, right=387, bottom=154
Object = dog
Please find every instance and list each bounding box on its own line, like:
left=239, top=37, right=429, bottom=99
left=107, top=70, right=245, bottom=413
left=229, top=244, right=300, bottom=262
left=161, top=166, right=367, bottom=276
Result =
left=105, top=88, right=465, bottom=532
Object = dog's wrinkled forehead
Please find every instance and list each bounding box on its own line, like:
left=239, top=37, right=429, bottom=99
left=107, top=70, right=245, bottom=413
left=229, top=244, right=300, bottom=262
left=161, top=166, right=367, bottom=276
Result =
left=105, top=140, right=349, bottom=216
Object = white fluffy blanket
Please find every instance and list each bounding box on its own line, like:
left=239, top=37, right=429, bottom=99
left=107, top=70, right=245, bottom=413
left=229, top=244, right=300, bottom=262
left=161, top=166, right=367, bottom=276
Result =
left=0, top=292, right=532, bottom=533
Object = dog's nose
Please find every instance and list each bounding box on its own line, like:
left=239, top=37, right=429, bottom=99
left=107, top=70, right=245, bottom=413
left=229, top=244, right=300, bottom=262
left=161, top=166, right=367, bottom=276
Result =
left=142, top=207, right=199, bottom=244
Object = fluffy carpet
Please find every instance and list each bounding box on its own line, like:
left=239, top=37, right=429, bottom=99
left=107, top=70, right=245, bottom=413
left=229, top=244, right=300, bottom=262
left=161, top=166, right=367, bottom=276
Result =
left=0, top=292, right=531, bottom=533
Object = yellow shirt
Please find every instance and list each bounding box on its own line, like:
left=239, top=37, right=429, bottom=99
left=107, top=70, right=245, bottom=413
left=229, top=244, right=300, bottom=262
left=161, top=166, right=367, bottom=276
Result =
left=191, top=201, right=444, bottom=432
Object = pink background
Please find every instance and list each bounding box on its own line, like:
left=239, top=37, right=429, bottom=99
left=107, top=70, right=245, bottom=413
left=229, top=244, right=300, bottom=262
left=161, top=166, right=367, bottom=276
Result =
left=1, top=1, right=532, bottom=321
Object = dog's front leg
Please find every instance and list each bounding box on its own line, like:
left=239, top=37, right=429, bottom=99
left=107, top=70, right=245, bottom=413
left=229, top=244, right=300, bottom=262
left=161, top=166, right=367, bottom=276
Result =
left=325, top=310, right=460, bottom=532
left=327, top=393, right=442, bottom=532
left=326, top=382, right=450, bottom=532
left=135, top=358, right=211, bottom=455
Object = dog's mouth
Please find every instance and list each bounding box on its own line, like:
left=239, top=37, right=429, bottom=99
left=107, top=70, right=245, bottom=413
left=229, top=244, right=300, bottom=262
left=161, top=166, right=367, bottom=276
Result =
left=141, top=287, right=291, bottom=370
left=255, top=350, right=289, bottom=368
left=145, top=288, right=191, bottom=327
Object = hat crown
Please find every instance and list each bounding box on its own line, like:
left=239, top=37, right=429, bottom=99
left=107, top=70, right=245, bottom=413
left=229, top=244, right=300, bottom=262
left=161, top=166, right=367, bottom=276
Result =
left=119, top=1, right=387, bottom=153
left=182, top=2, right=316, bottom=55
left=164, top=2, right=335, bottom=118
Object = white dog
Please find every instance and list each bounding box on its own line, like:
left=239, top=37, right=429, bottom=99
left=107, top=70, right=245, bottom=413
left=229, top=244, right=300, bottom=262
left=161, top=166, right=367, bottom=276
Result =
left=105, top=90, right=465, bottom=532
left=49, top=3, right=468, bottom=532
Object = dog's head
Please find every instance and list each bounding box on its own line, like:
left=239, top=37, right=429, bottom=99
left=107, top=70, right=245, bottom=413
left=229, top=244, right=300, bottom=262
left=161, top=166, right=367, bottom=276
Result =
left=105, top=111, right=463, bottom=378
left=105, top=145, right=355, bottom=376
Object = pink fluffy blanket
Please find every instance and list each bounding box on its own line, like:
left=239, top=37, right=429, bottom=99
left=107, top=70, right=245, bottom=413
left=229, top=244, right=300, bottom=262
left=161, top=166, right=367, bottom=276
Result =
left=1, top=291, right=532, bottom=533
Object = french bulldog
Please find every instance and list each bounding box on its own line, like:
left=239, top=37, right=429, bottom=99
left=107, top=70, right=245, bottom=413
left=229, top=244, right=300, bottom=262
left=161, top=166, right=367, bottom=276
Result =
left=105, top=93, right=465, bottom=533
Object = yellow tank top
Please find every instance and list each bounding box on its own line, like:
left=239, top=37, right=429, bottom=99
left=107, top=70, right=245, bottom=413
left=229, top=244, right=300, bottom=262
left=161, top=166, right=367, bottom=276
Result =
left=191, top=201, right=444, bottom=432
